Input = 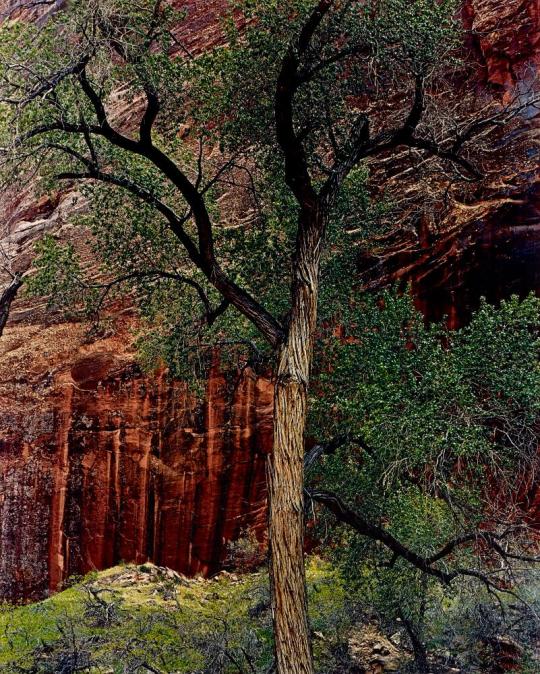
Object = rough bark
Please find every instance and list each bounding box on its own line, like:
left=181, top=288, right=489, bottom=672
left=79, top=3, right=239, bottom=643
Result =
left=0, top=274, right=22, bottom=338
left=270, top=360, right=312, bottom=673
left=268, top=207, right=323, bottom=674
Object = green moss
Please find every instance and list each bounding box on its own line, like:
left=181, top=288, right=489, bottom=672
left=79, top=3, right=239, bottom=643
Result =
left=0, top=559, right=348, bottom=673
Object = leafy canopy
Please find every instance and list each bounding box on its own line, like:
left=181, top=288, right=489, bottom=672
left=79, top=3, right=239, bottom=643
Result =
left=0, top=0, right=460, bottom=376
left=309, top=291, right=540, bottom=654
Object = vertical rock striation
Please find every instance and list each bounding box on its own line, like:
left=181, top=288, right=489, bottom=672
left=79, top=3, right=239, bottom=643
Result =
left=0, top=332, right=272, bottom=602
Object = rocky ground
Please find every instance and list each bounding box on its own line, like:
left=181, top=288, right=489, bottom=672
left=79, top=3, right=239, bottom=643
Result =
left=0, top=560, right=410, bottom=673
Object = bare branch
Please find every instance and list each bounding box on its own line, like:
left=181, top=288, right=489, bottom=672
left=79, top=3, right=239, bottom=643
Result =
left=274, top=1, right=336, bottom=205
left=308, top=488, right=455, bottom=584
left=139, top=84, right=160, bottom=146
left=309, top=488, right=540, bottom=595
left=90, top=270, right=215, bottom=321
left=0, top=57, right=89, bottom=107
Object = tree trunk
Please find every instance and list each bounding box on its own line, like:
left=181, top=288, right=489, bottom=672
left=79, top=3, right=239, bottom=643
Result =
left=401, top=612, right=429, bottom=674
left=268, top=208, right=322, bottom=674
left=0, top=274, right=22, bottom=339
left=269, top=348, right=312, bottom=673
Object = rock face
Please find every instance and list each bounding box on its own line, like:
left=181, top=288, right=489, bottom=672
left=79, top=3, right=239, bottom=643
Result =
left=0, top=317, right=272, bottom=602
left=463, top=0, right=540, bottom=90
left=0, top=0, right=539, bottom=602
left=358, top=0, right=540, bottom=327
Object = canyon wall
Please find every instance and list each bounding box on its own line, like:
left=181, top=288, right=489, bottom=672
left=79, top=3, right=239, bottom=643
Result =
left=0, top=315, right=272, bottom=602
left=0, top=0, right=539, bottom=602
left=358, top=0, right=540, bottom=326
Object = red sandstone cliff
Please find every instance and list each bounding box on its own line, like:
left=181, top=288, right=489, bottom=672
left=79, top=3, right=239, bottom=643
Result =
left=0, top=315, right=272, bottom=601
left=357, top=0, right=540, bottom=326
left=0, top=0, right=539, bottom=602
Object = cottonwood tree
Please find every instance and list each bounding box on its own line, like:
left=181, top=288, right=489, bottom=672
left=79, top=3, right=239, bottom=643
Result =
left=0, top=1, right=530, bottom=671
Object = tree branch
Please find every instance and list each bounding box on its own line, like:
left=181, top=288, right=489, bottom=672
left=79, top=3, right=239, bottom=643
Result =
left=275, top=1, right=336, bottom=205
left=320, top=112, right=370, bottom=201
left=30, top=63, right=282, bottom=343
left=304, top=433, right=373, bottom=472
left=76, top=79, right=285, bottom=345
left=297, top=42, right=373, bottom=85
left=54, top=160, right=284, bottom=346
left=89, top=270, right=215, bottom=322
left=408, top=136, right=484, bottom=180
left=308, top=488, right=540, bottom=593
left=308, top=488, right=455, bottom=584
left=0, top=57, right=89, bottom=107
left=55, top=168, right=202, bottom=263
left=402, top=74, right=425, bottom=137
left=139, top=84, right=160, bottom=146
